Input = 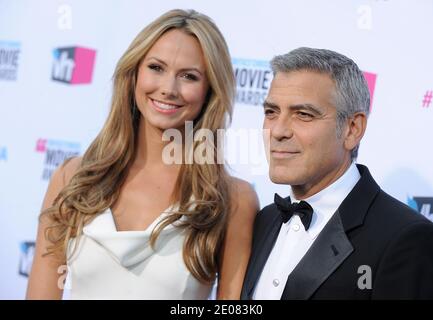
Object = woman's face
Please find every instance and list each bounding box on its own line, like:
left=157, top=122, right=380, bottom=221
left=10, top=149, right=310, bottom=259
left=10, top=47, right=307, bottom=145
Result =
left=135, top=28, right=210, bottom=132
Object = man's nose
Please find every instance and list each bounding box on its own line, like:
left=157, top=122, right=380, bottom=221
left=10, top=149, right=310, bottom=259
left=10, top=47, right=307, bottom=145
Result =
left=270, top=116, right=293, bottom=141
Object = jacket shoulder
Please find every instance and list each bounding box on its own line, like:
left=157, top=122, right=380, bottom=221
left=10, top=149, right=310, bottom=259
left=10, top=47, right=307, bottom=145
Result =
left=373, top=190, right=431, bottom=225
left=255, top=202, right=279, bottom=225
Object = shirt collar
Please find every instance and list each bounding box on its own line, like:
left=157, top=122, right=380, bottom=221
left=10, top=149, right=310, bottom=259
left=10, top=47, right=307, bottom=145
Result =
left=289, top=162, right=361, bottom=239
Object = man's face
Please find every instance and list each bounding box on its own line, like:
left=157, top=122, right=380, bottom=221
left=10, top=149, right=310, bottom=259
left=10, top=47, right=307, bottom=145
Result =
left=263, top=70, right=351, bottom=198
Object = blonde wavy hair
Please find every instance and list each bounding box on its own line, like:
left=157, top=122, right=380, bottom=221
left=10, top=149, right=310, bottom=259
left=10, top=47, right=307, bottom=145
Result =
left=42, top=9, right=235, bottom=284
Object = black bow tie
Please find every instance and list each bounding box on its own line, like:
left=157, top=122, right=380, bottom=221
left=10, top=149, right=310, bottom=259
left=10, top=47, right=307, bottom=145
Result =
left=274, top=193, right=314, bottom=230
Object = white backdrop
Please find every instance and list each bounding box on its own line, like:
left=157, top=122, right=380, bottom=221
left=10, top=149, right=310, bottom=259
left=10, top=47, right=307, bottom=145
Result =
left=1, top=0, right=432, bottom=299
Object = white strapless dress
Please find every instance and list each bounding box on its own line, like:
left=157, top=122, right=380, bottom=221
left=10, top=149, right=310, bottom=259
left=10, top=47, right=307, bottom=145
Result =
left=65, top=207, right=213, bottom=300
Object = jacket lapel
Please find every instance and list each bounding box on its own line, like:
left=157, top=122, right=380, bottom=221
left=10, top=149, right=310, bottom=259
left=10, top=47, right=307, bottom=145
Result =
left=280, top=210, right=353, bottom=299
left=242, top=208, right=282, bottom=299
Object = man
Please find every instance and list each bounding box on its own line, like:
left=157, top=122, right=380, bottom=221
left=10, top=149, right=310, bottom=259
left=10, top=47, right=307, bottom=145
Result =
left=241, top=47, right=433, bottom=299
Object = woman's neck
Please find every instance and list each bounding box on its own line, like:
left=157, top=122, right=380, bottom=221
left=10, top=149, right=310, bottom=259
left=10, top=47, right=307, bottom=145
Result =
left=133, top=119, right=182, bottom=174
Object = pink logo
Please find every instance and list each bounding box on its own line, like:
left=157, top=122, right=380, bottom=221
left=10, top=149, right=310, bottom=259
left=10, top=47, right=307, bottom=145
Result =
left=362, top=71, right=377, bottom=111
left=52, top=46, right=96, bottom=85
left=35, top=139, right=47, bottom=152
left=422, top=90, right=432, bottom=108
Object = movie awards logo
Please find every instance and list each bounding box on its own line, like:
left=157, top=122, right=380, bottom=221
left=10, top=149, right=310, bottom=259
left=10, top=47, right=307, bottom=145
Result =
left=35, top=138, right=80, bottom=180
left=232, top=58, right=272, bottom=106
left=0, top=146, right=7, bottom=161
left=0, top=40, right=21, bottom=81
left=52, top=46, right=96, bottom=84
left=19, top=241, right=35, bottom=277
left=231, top=59, right=376, bottom=110
left=362, top=71, right=377, bottom=111
left=408, top=196, right=433, bottom=222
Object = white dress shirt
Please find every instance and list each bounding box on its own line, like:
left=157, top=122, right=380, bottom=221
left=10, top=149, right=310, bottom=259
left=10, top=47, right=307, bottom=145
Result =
left=253, top=163, right=361, bottom=300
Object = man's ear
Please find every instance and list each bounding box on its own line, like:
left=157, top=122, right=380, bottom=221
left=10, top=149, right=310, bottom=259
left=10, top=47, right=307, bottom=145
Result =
left=343, top=112, right=367, bottom=152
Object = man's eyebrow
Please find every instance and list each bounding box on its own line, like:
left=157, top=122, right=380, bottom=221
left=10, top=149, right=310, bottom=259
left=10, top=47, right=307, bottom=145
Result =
left=289, top=103, right=324, bottom=115
left=263, top=101, right=324, bottom=115
left=263, top=101, right=279, bottom=109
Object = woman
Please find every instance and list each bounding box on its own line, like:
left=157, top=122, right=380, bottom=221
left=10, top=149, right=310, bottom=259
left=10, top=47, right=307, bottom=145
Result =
left=26, top=9, right=258, bottom=299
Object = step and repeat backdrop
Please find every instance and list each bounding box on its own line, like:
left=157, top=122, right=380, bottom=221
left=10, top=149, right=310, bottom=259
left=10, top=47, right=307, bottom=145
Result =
left=1, top=0, right=432, bottom=299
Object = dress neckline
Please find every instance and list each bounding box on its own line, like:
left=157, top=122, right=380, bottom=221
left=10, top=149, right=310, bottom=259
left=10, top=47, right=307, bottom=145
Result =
left=108, top=204, right=174, bottom=233
left=79, top=205, right=185, bottom=269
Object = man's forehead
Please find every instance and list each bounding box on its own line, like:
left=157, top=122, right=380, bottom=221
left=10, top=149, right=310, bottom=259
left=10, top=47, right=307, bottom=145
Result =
left=271, top=70, right=335, bottom=86
left=268, top=71, right=336, bottom=101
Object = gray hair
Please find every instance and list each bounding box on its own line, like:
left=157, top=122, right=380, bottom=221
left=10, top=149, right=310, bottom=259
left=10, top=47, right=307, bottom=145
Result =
left=270, top=47, right=370, bottom=160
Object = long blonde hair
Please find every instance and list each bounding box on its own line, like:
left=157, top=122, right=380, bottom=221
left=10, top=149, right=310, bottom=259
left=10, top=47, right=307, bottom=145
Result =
left=42, top=9, right=235, bottom=284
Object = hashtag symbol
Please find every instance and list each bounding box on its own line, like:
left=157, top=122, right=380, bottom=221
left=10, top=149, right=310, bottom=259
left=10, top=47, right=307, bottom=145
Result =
left=422, top=90, right=433, bottom=108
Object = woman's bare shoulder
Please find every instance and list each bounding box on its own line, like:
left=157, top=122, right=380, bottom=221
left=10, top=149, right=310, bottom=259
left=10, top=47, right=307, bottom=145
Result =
left=60, top=156, right=82, bottom=184
left=227, top=176, right=260, bottom=216
left=41, top=157, right=82, bottom=211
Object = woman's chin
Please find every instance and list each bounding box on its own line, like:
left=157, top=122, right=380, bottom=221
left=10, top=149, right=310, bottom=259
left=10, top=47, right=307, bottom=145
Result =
left=146, top=119, right=185, bottom=132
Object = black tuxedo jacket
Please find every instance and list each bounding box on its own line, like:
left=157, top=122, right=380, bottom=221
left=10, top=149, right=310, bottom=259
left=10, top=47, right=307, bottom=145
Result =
left=241, top=165, right=433, bottom=299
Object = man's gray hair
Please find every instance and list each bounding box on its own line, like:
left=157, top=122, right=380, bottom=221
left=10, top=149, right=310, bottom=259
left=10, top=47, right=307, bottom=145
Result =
left=270, top=47, right=370, bottom=160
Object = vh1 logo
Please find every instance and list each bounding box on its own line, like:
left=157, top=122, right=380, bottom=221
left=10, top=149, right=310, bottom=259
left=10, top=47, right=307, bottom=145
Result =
left=52, top=46, right=96, bottom=84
